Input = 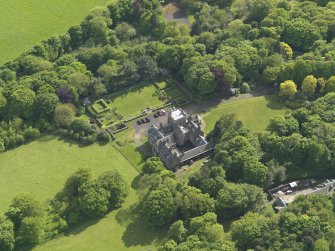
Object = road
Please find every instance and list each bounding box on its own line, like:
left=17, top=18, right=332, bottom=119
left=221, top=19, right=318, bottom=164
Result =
left=184, top=87, right=274, bottom=115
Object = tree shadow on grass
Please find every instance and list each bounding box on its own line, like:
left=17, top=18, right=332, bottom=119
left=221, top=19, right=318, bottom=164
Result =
left=36, top=134, right=57, bottom=142
left=64, top=217, right=100, bottom=236
left=135, top=141, right=152, bottom=161
left=264, top=94, right=288, bottom=110
left=116, top=203, right=139, bottom=226
left=131, top=174, right=143, bottom=190
left=122, top=218, right=166, bottom=248
left=116, top=199, right=167, bottom=247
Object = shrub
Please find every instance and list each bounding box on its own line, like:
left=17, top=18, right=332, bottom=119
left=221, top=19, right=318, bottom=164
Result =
left=97, top=131, right=111, bottom=143
left=240, top=82, right=251, bottom=93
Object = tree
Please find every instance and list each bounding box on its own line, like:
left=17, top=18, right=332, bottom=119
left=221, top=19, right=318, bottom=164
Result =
left=231, top=213, right=272, bottom=250
left=279, top=80, right=297, bottom=99
left=282, top=19, right=322, bottom=52
left=56, top=87, right=76, bottom=103
left=135, top=55, right=159, bottom=81
left=176, top=186, right=215, bottom=219
left=8, top=86, right=36, bottom=119
left=249, top=0, right=274, bottom=22
left=67, top=72, right=90, bottom=96
left=267, top=115, right=299, bottom=136
left=70, top=118, right=90, bottom=133
left=0, top=92, right=7, bottom=114
left=189, top=165, right=226, bottom=197
left=326, top=76, right=335, bottom=93
left=17, top=217, right=45, bottom=246
left=159, top=240, right=177, bottom=251
left=183, top=57, right=216, bottom=95
left=242, top=160, right=269, bottom=187
left=0, top=218, right=14, bottom=251
left=68, top=25, right=83, bottom=49
left=54, top=104, right=76, bottom=128
left=301, top=75, right=317, bottom=97
left=115, top=22, right=136, bottom=41
left=98, top=170, right=129, bottom=209
left=266, top=160, right=286, bottom=186
left=81, top=14, right=112, bottom=46
left=5, top=194, right=44, bottom=228
left=188, top=212, right=234, bottom=248
left=64, top=168, right=93, bottom=197
left=168, top=220, right=187, bottom=243
left=314, top=238, right=330, bottom=251
left=216, top=183, right=266, bottom=219
left=78, top=180, right=110, bottom=217
left=142, top=187, right=176, bottom=227
left=0, top=69, right=16, bottom=82
left=142, top=157, right=165, bottom=174
left=279, top=42, right=293, bottom=61
left=18, top=55, right=52, bottom=75
left=33, top=93, right=59, bottom=119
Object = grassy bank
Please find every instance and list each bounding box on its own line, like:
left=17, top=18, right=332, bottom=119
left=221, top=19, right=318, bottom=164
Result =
left=0, top=0, right=111, bottom=65
left=203, top=95, right=289, bottom=133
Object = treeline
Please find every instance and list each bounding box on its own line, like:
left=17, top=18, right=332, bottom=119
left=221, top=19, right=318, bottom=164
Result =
left=0, top=168, right=128, bottom=250
left=159, top=195, right=335, bottom=250
left=150, top=95, right=335, bottom=250
left=261, top=92, right=335, bottom=173
left=137, top=157, right=266, bottom=250
left=139, top=133, right=335, bottom=250
left=3, top=0, right=335, bottom=150
left=230, top=195, right=335, bottom=250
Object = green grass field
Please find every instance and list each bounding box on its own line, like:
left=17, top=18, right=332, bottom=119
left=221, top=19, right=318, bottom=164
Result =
left=0, top=94, right=290, bottom=250
left=0, top=135, right=163, bottom=250
left=109, top=84, right=165, bottom=118
left=0, top=135, right=137, bottom=214
left=35, top=188, right=162, bottom=251
left=0, top=0, right=111, bottom=65
left=203, top=95, right=289, bottom=133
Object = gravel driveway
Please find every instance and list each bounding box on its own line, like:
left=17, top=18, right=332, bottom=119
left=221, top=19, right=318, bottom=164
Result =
left=133, top=113, right=168, bottom=143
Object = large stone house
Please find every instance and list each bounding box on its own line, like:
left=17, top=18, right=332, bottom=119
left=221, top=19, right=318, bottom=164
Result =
left=148, top=108, right=213, bottom=170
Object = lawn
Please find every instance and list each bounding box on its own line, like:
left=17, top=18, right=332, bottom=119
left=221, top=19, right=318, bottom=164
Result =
left=0, top=135, right=137, bottom=214
left=0, top=0, right=111, bottom=65
left=108, top=84, right=166, bottom=118
left=35, top=188, right=163, bottom=251
left=203, top=95, right=289, bottom=133
left=0, top=135, right=163, bottom=250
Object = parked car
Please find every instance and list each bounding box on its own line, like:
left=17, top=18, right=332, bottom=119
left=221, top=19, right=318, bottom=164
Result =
left=137, top=120, right=142, bottom=125
left=140, top=118, right=146, bottom=123
left=145, top=118, right=150, bottom=123
left=154, top=113, right=159, bottom=118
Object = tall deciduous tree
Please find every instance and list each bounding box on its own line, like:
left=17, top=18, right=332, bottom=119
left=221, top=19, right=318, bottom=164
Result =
left=216, top=183, right=266, bottom=219
left=9, top=86, right=36, bottom=119
left=0, top=218, right=14, bottom=251
left=78, top=180, right=110, bottom=217
left=142, top=187, right=176, bottom=227
left=279, top=80, right=297, bottom=99
left=98, top=170, right=129, bottom=209
left=301, top=75, right=317, bottom=97
left=54, top=104, right=76, bottom=128
left=17, top=217, right=45, bottom=246
left=176, top=186, right=215, bottom=219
